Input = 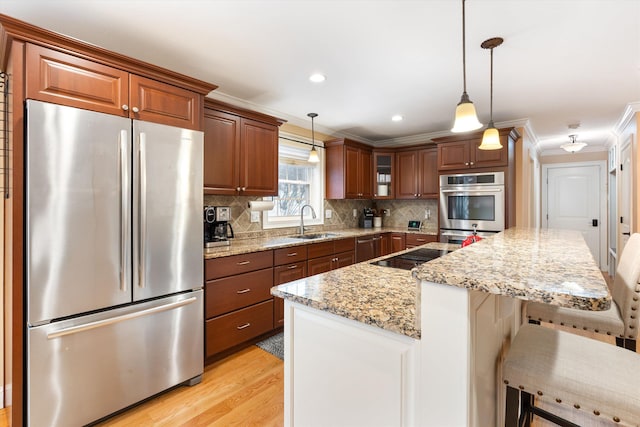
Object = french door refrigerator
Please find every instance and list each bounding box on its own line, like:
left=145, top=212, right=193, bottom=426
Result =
left=25, top=100, right=204, bottom=427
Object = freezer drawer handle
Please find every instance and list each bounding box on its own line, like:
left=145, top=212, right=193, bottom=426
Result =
left=46, top=297, right=197, bottom=340
left=236, top=323, right=251, bottom=330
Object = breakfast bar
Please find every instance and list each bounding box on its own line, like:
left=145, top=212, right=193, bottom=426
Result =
left=271, top=228, right=611, bottom=427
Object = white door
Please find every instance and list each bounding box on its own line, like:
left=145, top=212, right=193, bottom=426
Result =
left=620, top=138, right=632, bottom=251
left=543, top=163, right=605, bottom=268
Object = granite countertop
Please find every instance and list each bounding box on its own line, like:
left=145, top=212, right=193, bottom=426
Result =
left=204, top=227, right=437, bottom=259
left=272, top=228, right=611, bottom=339
left=271, top=242, right=459, bottom=340
left=413, top=227, right=611, bottom=311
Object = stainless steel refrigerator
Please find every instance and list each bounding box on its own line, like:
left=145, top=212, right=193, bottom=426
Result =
left=25, top=100, right=204, bottom=427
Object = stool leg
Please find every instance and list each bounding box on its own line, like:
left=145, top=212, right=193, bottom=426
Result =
left=625, top=338, right=636, bottom=352
left=505, top=386, right=519, bottom=427
left=520, top=390, right=534, bottom=427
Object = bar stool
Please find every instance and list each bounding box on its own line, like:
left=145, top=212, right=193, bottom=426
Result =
left=503, top=324, right=640, bottom=426
left=523, top=233, right=640, bottom=351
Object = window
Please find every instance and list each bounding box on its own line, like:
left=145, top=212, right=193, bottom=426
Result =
left=262, top=135, right=324, bottom=229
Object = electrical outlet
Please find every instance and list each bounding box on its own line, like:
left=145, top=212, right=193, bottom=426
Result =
left=325, top=209, right=332, bottom=219
left=250, top=211, right=260, bottom=223
left=353, top=209, right=357, bottom=218
left=385, top=209, right=391, bottom=217
left=425, top=209, right=431, bottom=220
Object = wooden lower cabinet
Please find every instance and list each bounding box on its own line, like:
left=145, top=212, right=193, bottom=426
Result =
left=205, top=250, right=275, bottom=360
left=406, top=233, right=438, bottom=248
left=391, top=232, right=406, bottom=252
left=380, top=233, right=392, bottom=256
left=307, top=251, right=355, bottom=276
left=274, top=262, right=307, bottom=328
left=205, top=300, right=274, bottom=356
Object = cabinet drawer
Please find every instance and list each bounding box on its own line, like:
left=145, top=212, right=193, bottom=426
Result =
left=405, top=233, right=438, bottom=247
left=274, top=246, right=307, bottom=266
left=307, top=241, right=333, bottom=259
left=205, top=268, right=273, bottom=318
left=205, top=250, right=273, bottom=280
left=205, top=300, right=274, bottom=356
left=335, top=251, right=355, bottom=269
left=274, top=263, right=307, bottom=285
left=334, top=237, right=355, bottom=253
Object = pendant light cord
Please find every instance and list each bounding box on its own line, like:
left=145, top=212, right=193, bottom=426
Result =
left=489, top=46, right=493, bottom=122
left=462, top=0, right=467, bottom=93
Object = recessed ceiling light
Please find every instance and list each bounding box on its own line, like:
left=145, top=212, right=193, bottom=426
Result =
left=392, top=115, right=403, bottom=122
left=309, top=73, right=326, bottom=83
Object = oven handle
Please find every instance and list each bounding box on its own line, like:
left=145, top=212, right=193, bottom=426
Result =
left=440, top=188, right=502, bottom=193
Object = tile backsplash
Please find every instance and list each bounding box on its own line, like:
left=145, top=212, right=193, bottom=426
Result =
left=203, top=195, right=439, bottom=240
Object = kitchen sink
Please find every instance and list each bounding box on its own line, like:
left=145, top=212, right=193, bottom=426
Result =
left=291, top=233, right=340, bottom=240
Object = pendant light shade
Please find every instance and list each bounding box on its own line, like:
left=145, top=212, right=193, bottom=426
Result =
left=561, top=134, right=587, bottom=153
left=479, top=37, right=504, bottom=150
left=307, top=113, right=320, bottom=163
left=451, top=0, right=482, bottom=133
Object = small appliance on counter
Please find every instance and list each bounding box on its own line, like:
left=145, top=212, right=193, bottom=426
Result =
left=359, top=208, right=374, bottom=228
left=204, top=206, right=234, bottom=248
left=408, top=220, right=422, bottom=231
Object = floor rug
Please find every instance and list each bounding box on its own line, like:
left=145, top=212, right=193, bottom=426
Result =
left=255, top=332, right=284, bottom=360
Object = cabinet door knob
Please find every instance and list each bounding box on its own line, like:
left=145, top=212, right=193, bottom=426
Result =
left=132, top=107, right=140, bottom=113
left=418, top=193, right=421, bottom=197
left=121, top=104, right=129, bottom=111
left=465, top=162, right=469, bottom=166
left=470, top=162, right=474, bottom=165
left=242, top=187, right=246, bottom=191
left=236, top=187, right=241, bottom=192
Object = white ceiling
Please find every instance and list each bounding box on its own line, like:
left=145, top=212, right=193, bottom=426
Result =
left=3, top=0, right=640, bottom=154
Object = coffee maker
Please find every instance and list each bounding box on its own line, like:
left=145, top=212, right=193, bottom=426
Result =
left=359, top=208, right=374, bottom=228
left=204, top=206, right=234, bottom=248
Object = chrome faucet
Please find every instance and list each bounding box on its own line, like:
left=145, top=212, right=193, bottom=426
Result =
left=300, top=204, right=317, bottom=235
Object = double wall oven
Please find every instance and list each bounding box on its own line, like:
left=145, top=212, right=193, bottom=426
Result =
left=439, top=171, right=505, bottom=244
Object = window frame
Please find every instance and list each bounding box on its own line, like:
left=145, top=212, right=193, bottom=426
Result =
left=262, top=133, right=325, bottom=230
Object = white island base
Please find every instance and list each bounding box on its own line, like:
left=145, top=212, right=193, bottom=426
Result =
left=282, top=281, right=517, bottom=427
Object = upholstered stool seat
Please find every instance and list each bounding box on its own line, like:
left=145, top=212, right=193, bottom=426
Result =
left=523, top=233, right=640, bottom=351
left=503, top=324, right=640, bottom=426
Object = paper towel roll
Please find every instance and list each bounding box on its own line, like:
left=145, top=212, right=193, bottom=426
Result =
left=248, top=200, right=275, bottom=211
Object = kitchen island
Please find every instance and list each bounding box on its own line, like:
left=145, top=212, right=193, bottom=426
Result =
left=271, top=228, right=610, bottom=427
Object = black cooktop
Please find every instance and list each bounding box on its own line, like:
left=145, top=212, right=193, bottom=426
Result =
left=371, top=247, right=453, bottom=270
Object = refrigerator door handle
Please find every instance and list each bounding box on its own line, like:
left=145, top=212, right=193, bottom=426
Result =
left=119, top=129, right=129, bottom=292
left=46, top=296, right=197, bottom=340
left=138, top=132, right=147, bottom=289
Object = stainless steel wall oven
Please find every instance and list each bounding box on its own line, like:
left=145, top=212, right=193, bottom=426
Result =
left=439, top=171, right=505, bottom=243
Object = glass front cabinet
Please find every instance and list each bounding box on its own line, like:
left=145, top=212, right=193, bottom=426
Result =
left=373, top=151, right=394, bottom=199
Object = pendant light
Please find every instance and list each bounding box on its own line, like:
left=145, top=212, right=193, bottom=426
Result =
left=451, top=0, right=482, bottom=133
left=307, top=113, right=320, bottom=163
left=478, top=37, right=504, bottom=150
left=561, top=134, right=587, bottom=153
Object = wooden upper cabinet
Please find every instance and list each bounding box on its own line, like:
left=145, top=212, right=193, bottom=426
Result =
left=373, top=151, right=394, bottom=199
left=435, top=129, right=515, bottom=171
left=395, top=147, right=437, bottom=199
left=240, top=118, right=279, bottom=196
left=25, top=43, right=129, bottom=117
left=326, top=138, right=373, bottom=199
left=25, top=43, right=206, bottom=130
left=419, top=148, right=438, bottom=197
left=437, top=141, right=471, bottom=171
left=203, top=109, right=240, bottom=195
left=203, top=99, right=284, bottom=196
left=129, top=74, right=201, bottom=130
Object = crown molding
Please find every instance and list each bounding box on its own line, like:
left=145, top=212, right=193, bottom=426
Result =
left=613, top=101, right=640, bottom=135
